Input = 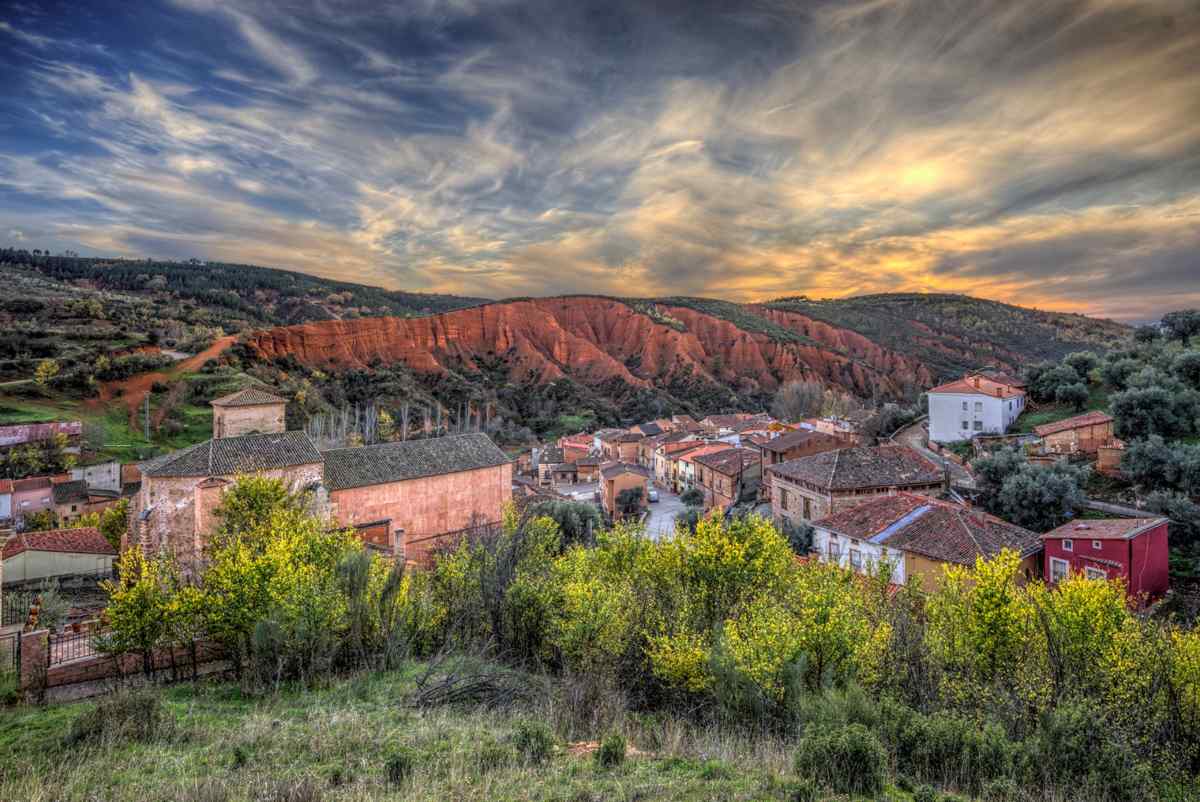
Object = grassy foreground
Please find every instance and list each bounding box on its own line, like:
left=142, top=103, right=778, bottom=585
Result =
left=0, top=661, right=925, bottom=802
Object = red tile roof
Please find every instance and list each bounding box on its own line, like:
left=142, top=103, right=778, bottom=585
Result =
left=928, top=374, right=1025, bottom=399
left=0, top=479, right=12, bottom=494
left=3, top=527, right=116, bottom=560
left=768, top=446, right=944, bottom=491
left=1033, top=411, right=1114, bottom=437
left=1042, top=518, right=1167, bottom=541
left=693, top=447, right=761, bottom=475
left=814, top=494, right=1042, bottom=564
left=12, top=476, right=53, bottom=492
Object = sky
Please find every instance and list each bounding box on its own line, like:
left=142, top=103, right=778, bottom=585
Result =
left=0, top=0, right=1197, bottom=321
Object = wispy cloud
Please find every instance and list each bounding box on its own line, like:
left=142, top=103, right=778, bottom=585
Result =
left=0, top=0, right=1197, bottom=320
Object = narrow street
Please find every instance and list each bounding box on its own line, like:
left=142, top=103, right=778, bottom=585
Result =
left=892, top=418, right=975, bottom=489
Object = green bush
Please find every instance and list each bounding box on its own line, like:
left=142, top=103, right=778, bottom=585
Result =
left=384, top=746, right=416, bottom=786
left=510, top=720, right=554, bottom=764
left=474, top=737, right=516, bottom=772
left=913, top=785, right=938, bottom=802
left=782, top=777, right=819, bottom=802
left=794, top=723, right=886, bottom=796
left=63, top=689, right=173, bottom=746
left=595, top=733, right=626, bottom=768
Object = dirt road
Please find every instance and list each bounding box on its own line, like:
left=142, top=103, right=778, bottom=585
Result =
left=93, top=335, right=238, bottom=428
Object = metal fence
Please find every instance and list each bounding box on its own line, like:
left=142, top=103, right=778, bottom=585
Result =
left=1, top=593, right=33, bottom=628
left=48, top=630, right=100, bottom=666
left=0, top=631, right=19, bottom=673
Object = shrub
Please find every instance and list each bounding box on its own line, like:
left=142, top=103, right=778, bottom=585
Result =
left=794, top=723, right=886, bottom=796
left=595, top=733, right=626, bottom=768
left=260, top=777, right=323, bottom=802
left=475, top=737, right=516, bottom=772
left=783, top=777, right=819, bottom=802
left=913, top=785, right=938, bottom=802
left=511, top=720, right=554, bottom=764
left=384, top=746, right=417, bottom=786
left=699, top=759, right=733, bottom=780
left=63, top=689, right=173, bottom=746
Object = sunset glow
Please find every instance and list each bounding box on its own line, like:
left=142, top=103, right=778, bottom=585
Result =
left=1, top=0, right=1197, bottom=320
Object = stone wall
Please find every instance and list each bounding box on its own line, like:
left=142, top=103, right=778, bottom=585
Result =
left=132, top=463, right=323, bottom=565
left=213, top=402, right=286, bottom=439
left=329, top=462, right=512, bottom=563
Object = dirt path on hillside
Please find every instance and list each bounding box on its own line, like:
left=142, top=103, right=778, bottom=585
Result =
left=91, top=335, right=238, bottom=429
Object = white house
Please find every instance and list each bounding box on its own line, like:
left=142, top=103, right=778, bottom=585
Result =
left=927, top=373, right=1025, bottom=443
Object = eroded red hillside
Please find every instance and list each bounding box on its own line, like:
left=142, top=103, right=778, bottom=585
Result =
left=246, top=297, right=933, bottom=400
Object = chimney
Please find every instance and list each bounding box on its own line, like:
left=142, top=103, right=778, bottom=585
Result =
left=972, top=376, right=980, bottom=388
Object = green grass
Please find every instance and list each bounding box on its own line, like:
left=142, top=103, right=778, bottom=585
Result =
left=1013, top=384, right=1110, bottom=434
left=0, top=664, right=915, bottom=802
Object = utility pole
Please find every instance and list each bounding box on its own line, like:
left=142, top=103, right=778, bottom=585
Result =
left=144, top=395, right=150, bottom=441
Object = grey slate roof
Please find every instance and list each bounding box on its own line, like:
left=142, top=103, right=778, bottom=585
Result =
left=52, top=479, right=88, bottom=505
left=323, top=433, right=509, bottom=491
left=768, top=445, right=943, bottom=491
left=141, top=431, right=322, bottom=478
left=211, top=387, right=288, bottom=407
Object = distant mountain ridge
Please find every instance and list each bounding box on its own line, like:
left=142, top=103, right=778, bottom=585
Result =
left=1, top=249, right=1130, bottom=412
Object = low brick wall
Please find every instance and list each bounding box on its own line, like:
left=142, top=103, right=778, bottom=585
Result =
left=19, top=629, right=229, bottom=703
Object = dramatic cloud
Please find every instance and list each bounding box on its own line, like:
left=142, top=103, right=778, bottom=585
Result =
left=0, top=0, right=1197, bottom=319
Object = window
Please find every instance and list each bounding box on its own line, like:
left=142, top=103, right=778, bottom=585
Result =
left=962, top=401, right=968, bottom=411
left=828, top=540, right=841, bottom=561
left=973, top=421, right=983, bottom=431
left=803, top=497, right=812, bottom=519
left=1050, top=557, right=1069, bottom=583
left=1062, top=539, right=1073, bottom=552
left=1085, top=566, right=1107, bottom=581
left=1092, top=540, right=1102, bottom=550
left=779, top=489, right=789, bottom=511
left=850, top=549, right=863, bottom=571
left=961, top=420, right=969, bottom=430
left=974, top=401, right=983, bottom=412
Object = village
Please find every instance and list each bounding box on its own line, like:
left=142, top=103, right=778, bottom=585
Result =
left=0, top=345, right=1178, bottom=706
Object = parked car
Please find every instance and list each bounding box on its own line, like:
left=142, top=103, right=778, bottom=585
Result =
left=648, top=489, right=659, bottom=503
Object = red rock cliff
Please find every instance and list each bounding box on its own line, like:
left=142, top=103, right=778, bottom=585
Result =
left=246, top=297, right=933, bottom=400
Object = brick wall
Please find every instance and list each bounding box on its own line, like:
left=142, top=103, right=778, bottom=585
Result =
left=19, top=629, right=228, bottom=703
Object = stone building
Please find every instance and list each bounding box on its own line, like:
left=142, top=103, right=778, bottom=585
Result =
left=211, top=388, right=288, bottom=439
left=767, top=445, right=945, bottom=528
left=323, top=433, right=512, bottom=565
left=131, top=431, right=325, bottom=566
left=1034, top=411, right=1115, bottom=456
left=692, top=448, right=761, bottom=511
left=131, top=397, right=512, bottom=568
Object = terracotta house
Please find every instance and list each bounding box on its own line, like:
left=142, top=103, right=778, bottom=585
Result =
left=211, top=387, right=288, bottom=439
left=1034, top=411, right=1115, bottom=455
left=575, top=455, right=601, bottom=482
left=2, top=526, right=116, bottom=585
left=557, top=433, right=593, bottom=462
left=600, top=431, right=643, bottom=463
left=767, top=445, right=945, bottom=528
left=52, top=480, right=124, bottom=526
left=600, top=463, right=650, bottom=520
left=811, top=493, right=1042, bottom=590
left=692, top=447, right=762, bottom=511
left=639, top=430, right=695, bottom=469
left=12, top=476, right=56, bottom=525
left=0, top=421, right=83, bottom=455
left=322, top=433, right=512, bottom=565
left=676, top=443, right=732, bottom=494
left=1043, top=518, right=1170, bottom=603
left=654, top=439, right=705, bottom=488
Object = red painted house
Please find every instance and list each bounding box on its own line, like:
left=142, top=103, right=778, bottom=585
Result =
left=1042, top=517, right=1169, bottom=604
